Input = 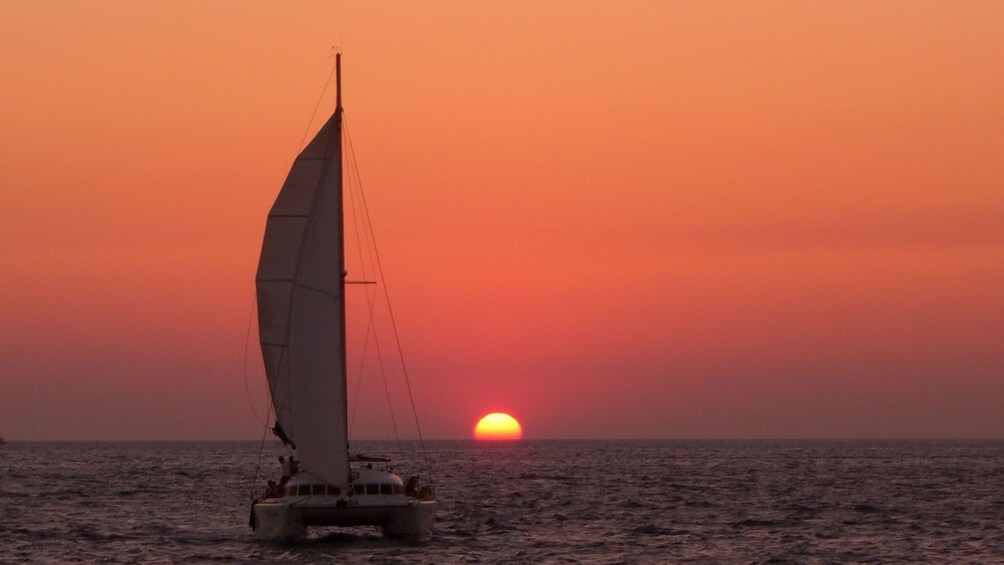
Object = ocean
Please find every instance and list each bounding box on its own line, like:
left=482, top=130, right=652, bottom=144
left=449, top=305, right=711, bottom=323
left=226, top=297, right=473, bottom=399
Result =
left=1, top=440, right=1001, bottom=562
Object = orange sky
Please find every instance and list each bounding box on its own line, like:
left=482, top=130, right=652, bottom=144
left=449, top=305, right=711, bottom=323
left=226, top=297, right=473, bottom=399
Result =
left=1, top=1, right=1002, bottom=440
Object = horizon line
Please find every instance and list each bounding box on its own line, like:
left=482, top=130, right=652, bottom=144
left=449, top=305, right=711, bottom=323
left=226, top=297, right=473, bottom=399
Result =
left=4, top=437, right=1003, bottom=443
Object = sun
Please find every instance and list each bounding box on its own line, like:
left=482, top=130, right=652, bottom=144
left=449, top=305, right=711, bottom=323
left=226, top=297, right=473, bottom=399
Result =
left=474, top=412, right=523, bottom=441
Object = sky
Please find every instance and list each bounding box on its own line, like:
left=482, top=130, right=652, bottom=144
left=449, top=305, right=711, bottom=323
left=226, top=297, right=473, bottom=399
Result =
left=1, top=1, right=1002, bottom=440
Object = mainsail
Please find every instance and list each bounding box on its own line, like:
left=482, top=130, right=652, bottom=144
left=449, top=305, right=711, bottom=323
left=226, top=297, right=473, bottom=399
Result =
left=256, top=68, right=349, bottom=488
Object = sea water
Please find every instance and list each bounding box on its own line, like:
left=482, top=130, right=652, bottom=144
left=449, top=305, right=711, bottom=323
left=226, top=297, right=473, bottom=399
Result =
left=1, top=440, right=1001, bottom=562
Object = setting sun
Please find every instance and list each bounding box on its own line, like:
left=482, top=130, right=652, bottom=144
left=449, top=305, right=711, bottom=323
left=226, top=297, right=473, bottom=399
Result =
left=474, top=413, right=523, bottom=441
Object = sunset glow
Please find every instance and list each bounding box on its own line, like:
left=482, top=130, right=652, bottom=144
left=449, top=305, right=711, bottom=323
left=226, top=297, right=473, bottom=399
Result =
left=1, top=2, right=1003, bottom=441
left=474, top=413, right=523, bottom=441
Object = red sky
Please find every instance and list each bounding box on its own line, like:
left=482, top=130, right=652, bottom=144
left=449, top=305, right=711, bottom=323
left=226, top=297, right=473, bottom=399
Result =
left=1, top=1, right=1002, bottom=440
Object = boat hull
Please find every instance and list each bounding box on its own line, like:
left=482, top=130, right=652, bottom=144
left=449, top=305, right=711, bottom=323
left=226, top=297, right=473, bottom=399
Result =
left=253, top=498, right=437, bottom=543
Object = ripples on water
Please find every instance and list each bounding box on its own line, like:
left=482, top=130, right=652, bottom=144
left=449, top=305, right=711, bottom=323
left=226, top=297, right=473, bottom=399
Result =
left=1, top=440, right=1002, bottom=562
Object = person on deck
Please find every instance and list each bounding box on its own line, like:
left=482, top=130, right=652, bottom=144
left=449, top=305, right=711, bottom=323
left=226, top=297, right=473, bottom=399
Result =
left=264, top=480, right=279, bottom=499
left=279, top=456, right=292, bottom=486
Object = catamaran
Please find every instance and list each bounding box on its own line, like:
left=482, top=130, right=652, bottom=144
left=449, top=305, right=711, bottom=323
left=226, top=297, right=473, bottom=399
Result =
left=250, top=54, right=437, bottom=542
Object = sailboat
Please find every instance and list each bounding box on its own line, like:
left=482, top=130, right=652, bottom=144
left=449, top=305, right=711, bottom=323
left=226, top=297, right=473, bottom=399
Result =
left=250, top=54, right=437, bottom=542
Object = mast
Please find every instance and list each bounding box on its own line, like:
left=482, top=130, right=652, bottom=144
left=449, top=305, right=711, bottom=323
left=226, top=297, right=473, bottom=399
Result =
left=335, top=53, right=349, bottom=458
left=336, top=53, right=342, bottom=112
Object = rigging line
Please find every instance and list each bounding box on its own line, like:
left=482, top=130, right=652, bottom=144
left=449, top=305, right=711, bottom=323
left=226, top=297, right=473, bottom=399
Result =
left=242, top=287, right=281, bottom=496
left=344, top=119, right=404, bottom=456
left=363, top=291, right=406, bottom=457
left=345, top=120, right=365, bottom=437
left=358, top=299, right=404, bottom=452
left=254, top=241, right=306, bottom=485
left=344, top=117, right=372, bottom=285
left=242, top=294, right=267, bottom=427
left=344, top=117, right=432, bottom=483
left=346, top=160, right=377, bottom=438
left=346, top=124, right=379, bottom=279
left=247, top=392, right=276, bottom=500
left=348, top=307, right=374, bottom=437
left=296, top=61, right=339, bottom=154
left=346, top=202, right=392, bottom=447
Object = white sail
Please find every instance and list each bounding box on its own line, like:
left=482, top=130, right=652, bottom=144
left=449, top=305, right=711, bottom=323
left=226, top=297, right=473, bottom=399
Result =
left=256, top=107, right=349, bottom=489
